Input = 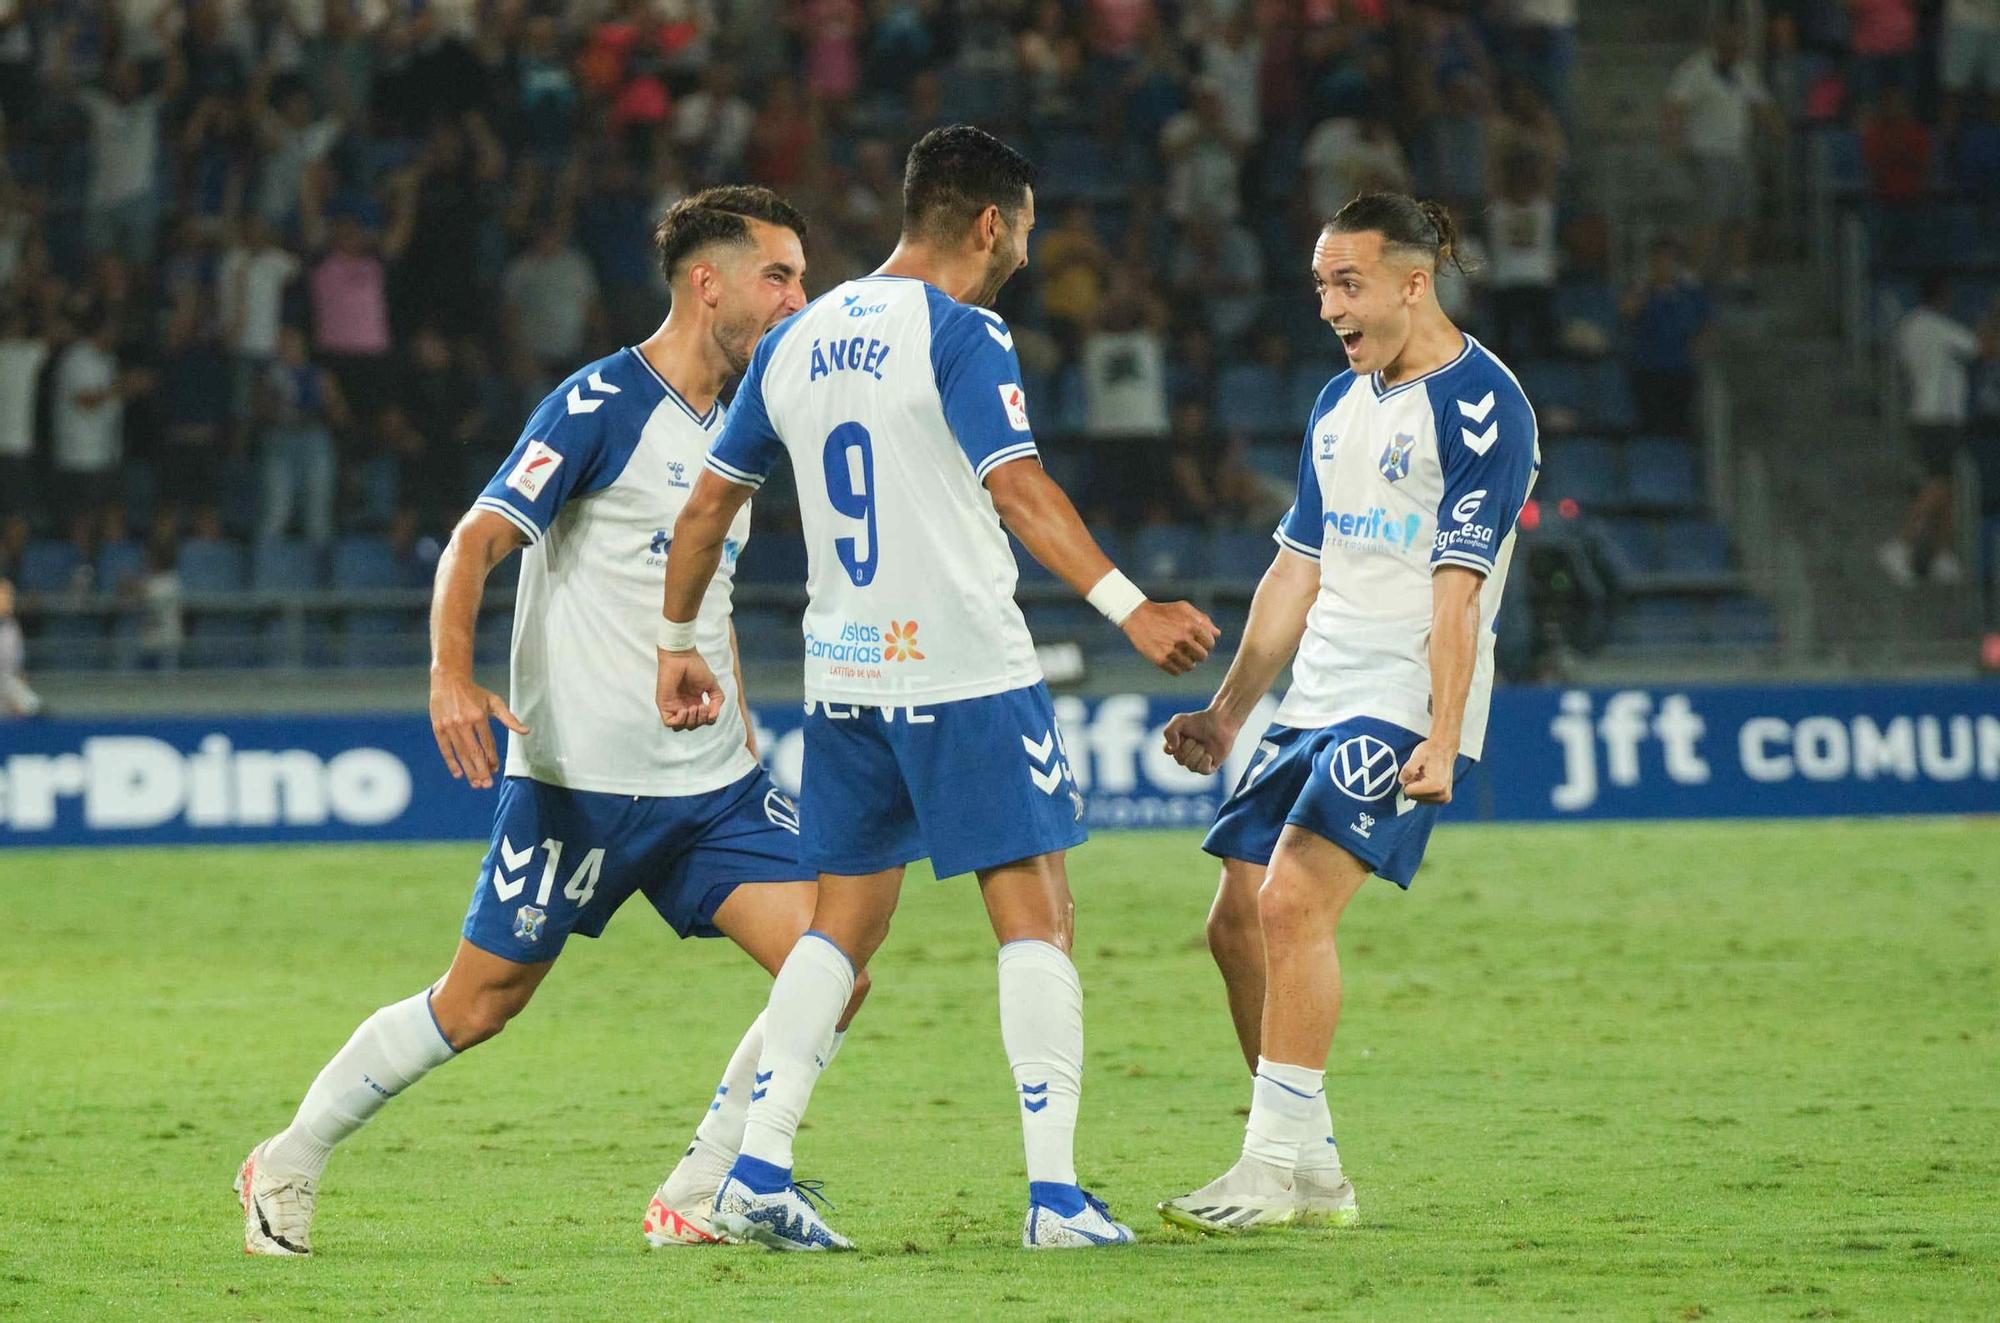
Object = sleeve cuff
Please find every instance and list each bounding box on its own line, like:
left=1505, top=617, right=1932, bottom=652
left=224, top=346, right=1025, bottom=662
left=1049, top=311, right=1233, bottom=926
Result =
left=474, top=496, right=543, bottom=544
left=1273, top=528, right=1321, bottom=560
left=1432, top=552, right=1493, bottom=576
left=704, top=453, right=767, bottom=490
left=973, top=441, right=1040, bottom=481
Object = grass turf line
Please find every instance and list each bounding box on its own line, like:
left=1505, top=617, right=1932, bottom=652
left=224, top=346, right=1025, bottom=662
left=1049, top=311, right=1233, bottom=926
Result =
left=2, top=820, right=1996, bottom=1320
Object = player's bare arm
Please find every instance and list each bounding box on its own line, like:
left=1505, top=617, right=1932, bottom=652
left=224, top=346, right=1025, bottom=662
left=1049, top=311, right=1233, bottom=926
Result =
left=428, top=508, right=529, bottom=789
left=657, top=468, right=753, bottom=730
left=1164, top=546, right=1318, bottom=775
left=728, top=620, right=757, bottom=758
left=983, top=456, right=1221, bottom=675
left=1401, top=564, right=1482, bottom=804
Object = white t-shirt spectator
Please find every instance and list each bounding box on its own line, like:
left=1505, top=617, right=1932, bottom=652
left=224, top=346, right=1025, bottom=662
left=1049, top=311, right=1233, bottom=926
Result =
left=1897, top=306, right=1982, bottom=425
left=220, top=245, right=301, bottom=358
left=674, top=91, right=756, bottom=174
left=1160, top=112, right=1243, bottom=222
left=78, top=90, right=162, bottom=207
left=0, top=337, right=48, bottom=459
left=52, top=341, right=122, bottom=473
left=502, top=244, right=600, bottom=364
left=1665, top=53, right=1770, bottom=160
left=1080, top=328, right=1170, bottom=438
left=1486, top=198, right=1559, bottom=288
left=1514, top=0, right=1578, bottom=26
left=1202, top=36, right=1262, bottom=143
left=1302, top=118, right=1412, bottom=223
left=257, top=118, right=342, bottom=222
left=1945, top=0, right=2000, bottom=30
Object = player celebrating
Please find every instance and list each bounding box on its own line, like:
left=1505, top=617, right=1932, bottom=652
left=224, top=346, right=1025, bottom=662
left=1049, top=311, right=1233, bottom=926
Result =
left=1155, top=194, right=1538, bottom=1234
left=655, top=126, right=1219, bottom=1251
left=236, top=187, right=868, bottom=1256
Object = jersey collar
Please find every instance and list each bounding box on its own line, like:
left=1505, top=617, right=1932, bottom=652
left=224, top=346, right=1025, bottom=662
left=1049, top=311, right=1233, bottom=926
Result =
left=624, top=346, right=720, bottom=429
left=1370, top=333, right=1475, bottom=401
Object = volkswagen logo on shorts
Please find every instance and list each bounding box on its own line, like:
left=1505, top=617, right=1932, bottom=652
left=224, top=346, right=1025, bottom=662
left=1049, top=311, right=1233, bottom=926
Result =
left=1329, top=735, right=1400, bottom=801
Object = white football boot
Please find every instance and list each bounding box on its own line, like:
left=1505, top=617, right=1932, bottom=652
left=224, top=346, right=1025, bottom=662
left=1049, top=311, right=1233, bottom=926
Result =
left=1294, top=1167, right=1361, bottom=1228
left=710, top=1174, right=853, bottom=1252
left=1022, top=1185, right=1136, bottom=1248
left=643, top=1143, right=732, bottom=1246
left=235, top=1141, right=315, bottom=1256
left=1157, top=1155, right=1305, bottom=1235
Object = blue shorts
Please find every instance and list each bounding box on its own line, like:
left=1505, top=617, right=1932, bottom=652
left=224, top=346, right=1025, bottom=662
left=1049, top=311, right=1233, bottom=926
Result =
left=798, top=682, right=1090, bottom=879
left=1201, top=717, right=1476, bottom=888
left=461, top=768, right=811, bottom=963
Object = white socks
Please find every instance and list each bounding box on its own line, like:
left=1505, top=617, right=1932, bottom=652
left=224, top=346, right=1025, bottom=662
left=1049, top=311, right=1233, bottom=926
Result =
left=692, top=1011, right=766, bottom=1161
left=997, top=939, right=1084, bottom=1188
left=738, top=933, right=854, bottom=1174
left=1241, top=1057, right=1329, bottom=1172
left=263, top=989, right=458, bottom=1180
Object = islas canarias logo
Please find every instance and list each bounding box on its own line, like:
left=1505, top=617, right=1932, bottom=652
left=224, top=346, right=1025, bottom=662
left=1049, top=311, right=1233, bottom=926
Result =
left=883, top=620, right=924, bottom=662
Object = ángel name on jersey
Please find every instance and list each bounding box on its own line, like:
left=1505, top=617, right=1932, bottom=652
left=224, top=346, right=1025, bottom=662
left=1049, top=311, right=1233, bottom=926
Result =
left=809, top=335, right=892, bottom=382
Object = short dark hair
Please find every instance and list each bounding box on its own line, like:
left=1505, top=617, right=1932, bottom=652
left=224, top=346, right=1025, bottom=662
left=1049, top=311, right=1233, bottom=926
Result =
left=1325, top=192, right=1471, bottom=276
left=901, top=126, right=1036, bottom=244
left=653, top=185, right=808, bottom=286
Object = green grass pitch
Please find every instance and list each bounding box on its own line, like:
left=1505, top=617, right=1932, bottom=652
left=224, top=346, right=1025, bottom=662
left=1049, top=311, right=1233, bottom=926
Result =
left=3, top=820, right=1996, bottom=1320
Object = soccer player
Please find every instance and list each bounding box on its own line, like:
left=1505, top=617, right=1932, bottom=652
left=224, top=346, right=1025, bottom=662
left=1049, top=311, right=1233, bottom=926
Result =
left=1155, top=193, right=1539, bottom=1233
left=654, top=126, right=1219, bottom=1250
left=236, top=187, right=869, bottom=1256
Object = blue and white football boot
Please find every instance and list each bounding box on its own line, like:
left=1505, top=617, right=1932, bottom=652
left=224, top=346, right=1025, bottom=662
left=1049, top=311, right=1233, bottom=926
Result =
left=1022, top=1182, right=1136, bottom=1248
left=709, top=1157, right=853, bottom=1253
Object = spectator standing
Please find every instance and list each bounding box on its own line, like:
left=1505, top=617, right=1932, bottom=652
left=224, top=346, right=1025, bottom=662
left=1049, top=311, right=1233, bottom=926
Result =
left=221, top=215, right=302, bottom=410
left=1663, top=20, right=1782, bottom=292
left=501, top=219, right=603, bottom=375
left=1160, top=78, right=1247, bottom=222
left=1847, top=0, right=1918, bottom=106
left=1080, top=273, right=1172, bottom=527
left=0, top=576, right=41, bottom=717
left=310, top=212, right=393, bottom=411
left=256, top=325, right=348, bottom=551
left=155, top=306, right=234, bottom=537
left=51, top=317, right=132, bottom=540
left=1169, top=214, right=1264, bottom=346
left=1485, top=149, right=1560, bottom=360
left=1302, top=116, right=1411, bottom=224
left=1879, top=275, right=1998, bottom=586
left=1621, top=237, right=1712, bottom=438
left=1941, top=0, right=2000, bottom=130
left=0, top=305, right=49, bottom=530
left=76, top=57, right=182, bottom=265
left=674, top=63, right=756, bottom=183
left=1037, top=203, right=1111, bottom=346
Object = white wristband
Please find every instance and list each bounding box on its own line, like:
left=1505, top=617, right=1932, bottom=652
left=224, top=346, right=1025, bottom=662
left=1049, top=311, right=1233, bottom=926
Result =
left=656, top=615, right=698, bottom=652
left=1086, top=569, right=1147, bottom=626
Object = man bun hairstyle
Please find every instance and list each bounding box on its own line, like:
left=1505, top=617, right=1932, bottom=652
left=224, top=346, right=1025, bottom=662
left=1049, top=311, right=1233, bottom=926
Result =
left=902, top=125, right=1036, bottom=244
left=1326, top=192, right=1472, bottom=276
left=653, top=184, right=808, bottom=286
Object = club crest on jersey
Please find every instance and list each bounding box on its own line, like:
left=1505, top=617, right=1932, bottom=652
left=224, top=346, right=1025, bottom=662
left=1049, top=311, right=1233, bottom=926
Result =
left=506, top=440, right=562, bottom=499
left=513, top=904, right=548, bottom=944
left=1379, top=432, right=1415, bottom=483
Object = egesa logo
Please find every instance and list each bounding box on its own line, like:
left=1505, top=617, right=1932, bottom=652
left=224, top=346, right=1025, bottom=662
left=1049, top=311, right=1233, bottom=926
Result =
left=1324, top=506, right=1425, bottom=555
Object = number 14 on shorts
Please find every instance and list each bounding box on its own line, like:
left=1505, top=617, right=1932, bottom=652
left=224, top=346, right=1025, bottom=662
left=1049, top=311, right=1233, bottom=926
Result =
left=490, top=835, right=604, bottom=909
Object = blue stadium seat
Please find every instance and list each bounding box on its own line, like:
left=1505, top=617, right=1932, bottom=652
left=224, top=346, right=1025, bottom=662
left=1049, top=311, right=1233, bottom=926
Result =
left=1624, top=438, right=1700, bottom=510
left=1216, top=364, right=1292, bottom=437
left=1709, top=595, right=1780, bottom=646
left=1595, top=516, right=1659, bottom=577
left=1817, top=128, right=1866, bottom=192
left=1286, top=364, right=1327, bottom=424
left=95, top=540, right=146, bottom=594
left=1553, top=280, right=1619, bottom=343
left=330, top=535, right=413, bottom=590
left=184, top=617, right=263, bottom=669
left=1034, top=133, right=1126, bottom=204
left=1211, top=527, right=1280, bottom=573
left=1515, top=360, right=1585, bottom=417
left=177, top=538, right=249, bottom=592
left=17, top=540, right=85, bottom=595
left=1611, top=596, right=1706, bottom=647
left=1129, top=523, right=1208, bottom=579
left=1540, top=438, right=1623, bottom=509
left=1584, top=360, right=1638, bottom=431
left=253, top=539, right=325, bottom=592
left=1655, top=517, right=1733, bottom=580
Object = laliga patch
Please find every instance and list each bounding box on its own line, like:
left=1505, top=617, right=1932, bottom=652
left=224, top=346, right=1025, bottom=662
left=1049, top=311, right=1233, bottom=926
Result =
left=505, top=440, right=563, bottom=500
left=998, top=383, right=1031, bottom=432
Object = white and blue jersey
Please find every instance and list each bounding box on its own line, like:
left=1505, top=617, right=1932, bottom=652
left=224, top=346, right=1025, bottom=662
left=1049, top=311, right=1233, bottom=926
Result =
left=703, top=278, right=1084, bottom=877
left=705, top=276, right=1043, bottom=706
left=476, top=346, right=757, bottom=797
left=1272, top=333, right=1538, bottom=762
left=1204, top=334, right=1537, bottom=886
left=462, top=347, right=809, bottom=960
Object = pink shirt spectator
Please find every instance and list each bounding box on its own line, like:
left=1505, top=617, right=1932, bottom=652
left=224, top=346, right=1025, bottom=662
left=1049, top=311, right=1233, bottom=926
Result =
left=1850, top=0, right=1916, bottom=56
left=312, top=251, right=390, bottom=357
left=803, top=0, right=861, bottom=101
left=1088, top=0, right=1152, bottom=58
